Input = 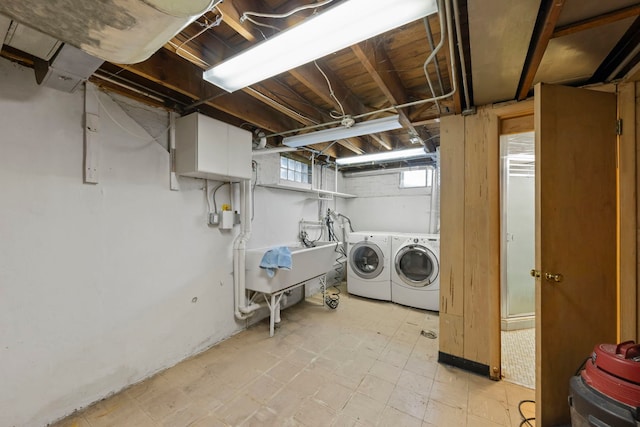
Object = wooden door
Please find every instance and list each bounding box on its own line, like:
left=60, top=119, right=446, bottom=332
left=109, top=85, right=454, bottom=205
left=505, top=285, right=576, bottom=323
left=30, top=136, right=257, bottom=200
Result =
left=534, top=83, right=617, bottom=426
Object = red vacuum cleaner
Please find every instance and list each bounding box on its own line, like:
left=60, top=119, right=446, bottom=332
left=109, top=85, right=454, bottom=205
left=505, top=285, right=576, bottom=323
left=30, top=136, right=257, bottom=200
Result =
left=569, top=341, right=640, bottom=426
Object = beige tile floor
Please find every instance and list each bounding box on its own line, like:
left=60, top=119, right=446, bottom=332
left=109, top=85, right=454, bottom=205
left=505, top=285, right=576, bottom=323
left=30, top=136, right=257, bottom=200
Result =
left=501, top=328, right=535, bottom=389
left=52, top=284, right=535, bottom=427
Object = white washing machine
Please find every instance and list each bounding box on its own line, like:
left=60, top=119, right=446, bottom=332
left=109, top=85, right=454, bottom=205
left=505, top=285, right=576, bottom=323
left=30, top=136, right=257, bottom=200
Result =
left=391, top=233, right=440, bottom=311
left=347, top=232, right=391, bottom=300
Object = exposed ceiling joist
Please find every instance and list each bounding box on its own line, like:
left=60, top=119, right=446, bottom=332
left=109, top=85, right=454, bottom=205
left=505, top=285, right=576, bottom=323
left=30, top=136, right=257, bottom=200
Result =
left=351, top=39, right=436, bottom=152
left=217, top=0, right=262, bottom=42
left=515, top=0, right=566, bottom=101
left=207, top=1, right=365, bottom=156
left=589, top=16, right=640, bottom=83
left=289, top=61, right=368, bottom=118
left=552, top=3, right=640, bottom=39
left=4, top=0, right=634, bottom=163
left=113, top=50, right=303, bottom=134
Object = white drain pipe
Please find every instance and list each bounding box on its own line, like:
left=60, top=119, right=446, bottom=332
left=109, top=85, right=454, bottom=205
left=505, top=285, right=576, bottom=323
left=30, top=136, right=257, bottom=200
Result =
left=234, top=178, right=262, bottom=319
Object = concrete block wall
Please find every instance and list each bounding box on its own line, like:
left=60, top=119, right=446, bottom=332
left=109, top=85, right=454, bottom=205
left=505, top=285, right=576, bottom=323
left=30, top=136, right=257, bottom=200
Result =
left=341, top=171, right=433, bottom=234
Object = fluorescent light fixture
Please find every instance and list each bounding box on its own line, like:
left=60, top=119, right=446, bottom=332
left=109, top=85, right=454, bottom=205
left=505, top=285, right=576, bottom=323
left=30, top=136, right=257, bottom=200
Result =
left=203, top=0, right=438, bottom=92
left=282, top=115, right=402, bottom=147
left=336, top=147, right=429, bottom=166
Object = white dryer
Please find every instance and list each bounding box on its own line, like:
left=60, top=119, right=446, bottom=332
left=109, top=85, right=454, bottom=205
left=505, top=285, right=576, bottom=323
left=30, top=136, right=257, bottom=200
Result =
left=391, top=234, right=440, bottom=311
left=347, top=232, right=391, bottom=300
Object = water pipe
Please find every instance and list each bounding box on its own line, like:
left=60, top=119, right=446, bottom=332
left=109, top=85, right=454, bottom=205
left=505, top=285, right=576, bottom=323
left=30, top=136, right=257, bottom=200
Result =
left=233, top=178, right=262, bottom=319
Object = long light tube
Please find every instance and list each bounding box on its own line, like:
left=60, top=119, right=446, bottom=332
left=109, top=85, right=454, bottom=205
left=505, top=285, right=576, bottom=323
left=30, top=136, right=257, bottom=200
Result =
left=203, top=0, right=438, bottom=92
left=336, top=147, right=429, bottom=166
left=282, top=115, right=402, bottom=147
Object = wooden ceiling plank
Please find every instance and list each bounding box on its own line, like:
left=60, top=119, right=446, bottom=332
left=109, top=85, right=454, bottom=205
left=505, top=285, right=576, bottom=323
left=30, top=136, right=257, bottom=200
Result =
left=515, top=0, right=566, bottom=101
left=351, top=40, right=437, bottom=151
left=242, top=82, right=364, bottom=153
left=211, top=91, right=302, bottom=132
left=289, top=61, right=368, bottom=117
left=351, top=40, right=408, bottom=105
left=243, top=86, right=317, bottom=126
left=217, top=0, right=261, bottom=42
left=589, top=16, right=640, bottom=83
left=370, top=134, right=393, bottom=150
left=114, top=49, right=222, bottom=101
left=552, top=4, right=640, bottom=39
left=246, top=80, right=328, bottom=125
left=114, top=50, right=300, bottom=133
left=290, top=63, right=387, bottom=154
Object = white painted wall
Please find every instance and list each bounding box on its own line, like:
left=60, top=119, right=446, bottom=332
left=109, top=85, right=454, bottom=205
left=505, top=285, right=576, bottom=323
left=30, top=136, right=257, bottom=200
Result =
left=0, top=58, right=332, bottom=427
left=341, top=171, right=432, bottom=234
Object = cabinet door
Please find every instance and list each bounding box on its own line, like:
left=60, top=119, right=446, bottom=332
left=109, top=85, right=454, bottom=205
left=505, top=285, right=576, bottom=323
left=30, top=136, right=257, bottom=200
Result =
left=197, top=115, right=228, bottom=176
left=227, top=125, right=252, bottom=179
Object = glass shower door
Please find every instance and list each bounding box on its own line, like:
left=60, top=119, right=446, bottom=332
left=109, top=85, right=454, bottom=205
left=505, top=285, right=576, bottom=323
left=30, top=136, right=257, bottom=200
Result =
left=501, top=132, right=535, bottom=320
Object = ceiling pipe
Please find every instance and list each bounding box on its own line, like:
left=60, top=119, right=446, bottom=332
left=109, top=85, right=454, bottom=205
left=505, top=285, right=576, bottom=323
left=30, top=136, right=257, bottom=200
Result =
left=423, top=17, right=446, bottom=97
left=421, top=0, right=446, bottom=114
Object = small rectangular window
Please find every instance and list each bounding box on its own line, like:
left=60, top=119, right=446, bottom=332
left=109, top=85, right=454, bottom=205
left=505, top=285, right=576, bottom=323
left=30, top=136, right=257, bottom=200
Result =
left=400, top=168, right=432, bottom=188
left=280, top=155, right=311, bottom=184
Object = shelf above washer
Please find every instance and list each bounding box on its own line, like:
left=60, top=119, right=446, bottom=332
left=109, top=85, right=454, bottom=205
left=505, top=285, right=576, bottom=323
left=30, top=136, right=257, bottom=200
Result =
left=256, top=183, right=356, bottom=199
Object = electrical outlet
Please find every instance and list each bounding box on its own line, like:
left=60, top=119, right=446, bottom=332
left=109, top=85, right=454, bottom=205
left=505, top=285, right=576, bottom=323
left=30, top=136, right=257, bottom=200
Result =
left=209, top=212, right=219, bottom=226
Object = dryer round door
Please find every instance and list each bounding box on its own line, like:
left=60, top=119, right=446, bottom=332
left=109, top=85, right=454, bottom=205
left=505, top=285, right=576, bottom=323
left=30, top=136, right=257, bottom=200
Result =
left=395, top=244, right=439, bottom=287
left=349, top=241, right=385, bottom=279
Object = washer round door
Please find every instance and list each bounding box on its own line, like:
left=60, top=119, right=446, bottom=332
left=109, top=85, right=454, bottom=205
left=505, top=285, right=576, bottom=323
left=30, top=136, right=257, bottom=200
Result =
left=395, top=244, right=439, bottom=287
left=349, top=241, right=385, bottom=279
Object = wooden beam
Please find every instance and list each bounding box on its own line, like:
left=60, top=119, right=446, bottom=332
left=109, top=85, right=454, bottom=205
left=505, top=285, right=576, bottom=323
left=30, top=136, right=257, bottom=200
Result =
left=115, top=49, right=222, bottom=101
left=288, top=62, right=375, bottom=154
left=114, top=50, right=301, bottom=133
left=370, top=134, right=393, bottom=150
left=351, top=40, right=408, bottom=105
left=244, top=77, right=333, bottom=126
left=589, top=16, right=640, bottom=83
left=289, top=61, right=368, bottom=118
left=217, top=0, right=262, bottom=42
left=552, top=4, right=640, bottom=39
left=515, top=0, right=566, bottom=101
left=351, top=40, right=430, bottom=151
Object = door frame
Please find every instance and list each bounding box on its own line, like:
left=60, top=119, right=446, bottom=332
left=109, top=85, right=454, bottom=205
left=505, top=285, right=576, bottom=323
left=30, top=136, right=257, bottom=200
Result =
left=485, top=101, right=535, bottom=379
left=489, top=85, right=636, bottom=380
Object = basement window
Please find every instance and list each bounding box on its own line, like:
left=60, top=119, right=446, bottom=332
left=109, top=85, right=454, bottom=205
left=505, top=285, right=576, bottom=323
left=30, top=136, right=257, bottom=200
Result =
left=280, top=156, right=310, bottom=184
left=400, top=168, right=433, bottom=188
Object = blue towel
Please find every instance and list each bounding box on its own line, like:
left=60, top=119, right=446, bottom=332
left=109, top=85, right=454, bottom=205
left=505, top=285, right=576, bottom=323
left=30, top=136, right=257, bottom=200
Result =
left=259, top=246, right=292, bottom=278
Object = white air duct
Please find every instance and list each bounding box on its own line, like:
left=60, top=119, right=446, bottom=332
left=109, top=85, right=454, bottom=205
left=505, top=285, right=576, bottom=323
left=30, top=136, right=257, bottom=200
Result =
left=34, top=44, right=104, bottom=92
left=0, top=0, right=215, bottom=64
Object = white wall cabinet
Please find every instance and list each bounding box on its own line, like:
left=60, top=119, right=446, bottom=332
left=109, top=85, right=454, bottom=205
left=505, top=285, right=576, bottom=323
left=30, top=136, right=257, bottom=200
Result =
left=175, top=112, right=251, bottom=181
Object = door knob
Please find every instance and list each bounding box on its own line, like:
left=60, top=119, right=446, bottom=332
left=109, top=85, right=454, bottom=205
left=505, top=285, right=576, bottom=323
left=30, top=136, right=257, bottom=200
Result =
left=530, top=269, right=541, bottom=278
left=544, top=272, right=563, bottom=283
